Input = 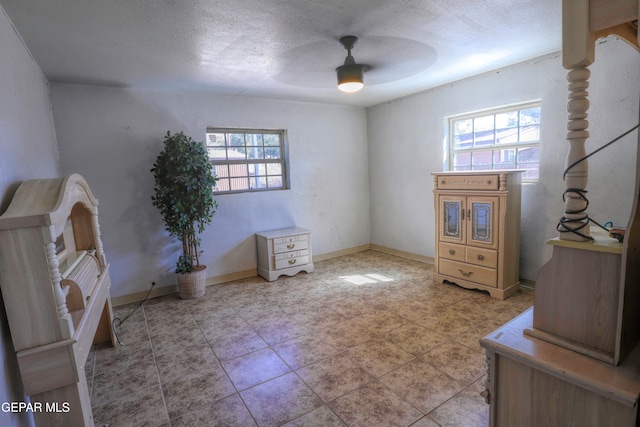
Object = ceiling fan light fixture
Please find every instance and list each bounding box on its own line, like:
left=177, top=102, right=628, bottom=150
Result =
left=336, top=36, right=369, bottom=94
left=336, top=63, right=365, bottom=93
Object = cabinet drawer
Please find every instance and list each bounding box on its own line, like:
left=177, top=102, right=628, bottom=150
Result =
left=274, top=249, right=309, bottom=261
left=273, top=234, right=302, bottom=244
left=437, top=174, right=499, bottom=191
left=273, top=236, right=309, bottom=254
left=439, top=259, right=497, bottom=288
left=275, top=255, right=309, bottom=270
left=466, top=246, right=498, bottom=268
left=439, top=242, right=466, bottom=262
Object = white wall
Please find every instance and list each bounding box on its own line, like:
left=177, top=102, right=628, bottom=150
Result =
left=367, top=37, right=640, bottom=281
left=50, top=86, right=371, bottom=298
left=0, top=6, right=60, bottom=427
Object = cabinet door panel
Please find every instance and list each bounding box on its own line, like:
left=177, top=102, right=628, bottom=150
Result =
left=438, top=195, right=466, bottom=244
left=467, top=196, right=499, bottom=249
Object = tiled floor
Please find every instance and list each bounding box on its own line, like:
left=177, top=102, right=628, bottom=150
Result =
left=87, top=250, right=533, bottom=426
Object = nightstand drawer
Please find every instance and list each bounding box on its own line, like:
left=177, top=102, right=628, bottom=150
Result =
left=439, top=242, right=466, bottom=262
left=439, top=259, right=497, bottom=287
left=273, top=235, right=309, bottom=254
left=274, top=255, right=309, bottom=270
left=274, top=249, right=309, bottom=261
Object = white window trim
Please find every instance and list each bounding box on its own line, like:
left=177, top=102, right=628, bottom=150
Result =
left=205, top=127, right=290, bottom=194
left=447, top=101, right=541, bottom=182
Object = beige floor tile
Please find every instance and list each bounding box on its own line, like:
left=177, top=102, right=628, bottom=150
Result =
left=289, top=307, right=348, bottom=331
left=94, top=338, right=154, bottom=375
left=351, top=309, right=411, bottom=334
left=92, top=383, right=168, bottom=427
left=345, top=337, right=415, bottom=377
left=155, top=343, right=221, bottom=384
left=184, top=296, right=238, bottom=322
left=428, top=377, right=489, bottom=427
left=170, top=393, right=257, bottom=426
left=199, top=315, right=268, bottom=360
left=273, top=334, right=341, bottom=369
left=296, top=352, right=374, bottom=402
left=149, top=324, right=209, bottom=355
left=453, top=322, right=501, bottom=353
left=422, top=341, right=487, bottom=384
left=221, top=347, right=291, bottom=390
left=383, top=323, right=449, bottom=356
left=145, top=311, right=198, bottom=337
left=282, top=405, right=346, bottom=426
left=314, top=320, right=380, bottom=351
left=240, top=372, right=324, bottom=427
left=410, top=416, right=441, bottom=426
left=328, top=381, right=422, bottom=427
left=330, top=297, right=379, bottom=318
left=91, top=360, right=159, bottom=407
left=162, top=368, right=236, bottom=419
left=379, top=358, right=466, bottom=413
left=414, top=308, right=478, bottom=338
left=251, top=317, right=311, bottom=345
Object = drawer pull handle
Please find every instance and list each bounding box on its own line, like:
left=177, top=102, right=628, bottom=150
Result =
left=477, top=254, right=485, bottom=261
left=288, top=259, right=297, bottom=265
left=449, top=249, right=456, bottom=255
left=458, top=269, right=473, bottom=278
left=287, top=243, right=295, bottom=249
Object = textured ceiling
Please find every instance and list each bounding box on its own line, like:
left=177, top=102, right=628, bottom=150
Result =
left=1, top=0, right=562, bottom=107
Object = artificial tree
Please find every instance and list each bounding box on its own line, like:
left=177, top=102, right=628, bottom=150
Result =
left=151, top=131, right=217, bottom=298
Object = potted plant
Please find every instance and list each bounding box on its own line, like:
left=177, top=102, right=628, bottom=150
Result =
left=151, top=131, right=218, bottom=299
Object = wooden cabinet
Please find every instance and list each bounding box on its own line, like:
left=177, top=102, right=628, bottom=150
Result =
left=0, top=174, right=115, bottom=426
left=524, top=230, right=634, bottom=365
left=481, top=309, right=640, bottom=427
left=256, top=227, right=314, bottom=281
left=432, top=171, right=523, bottom=299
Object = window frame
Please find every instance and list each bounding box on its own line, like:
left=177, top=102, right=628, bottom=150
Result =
left=205, top=127, right=290, bottom=194
left=447, top=101, right=541, bottom=182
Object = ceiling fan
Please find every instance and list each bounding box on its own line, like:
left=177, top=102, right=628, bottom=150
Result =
left=335, top=36, right=371, bottom=93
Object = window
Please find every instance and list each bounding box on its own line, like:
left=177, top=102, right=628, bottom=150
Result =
left=205, top=128, right=288, bottom=193
left=448, top=102, right=541, bottom=180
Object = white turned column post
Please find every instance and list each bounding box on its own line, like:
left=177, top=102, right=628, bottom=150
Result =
left=559, top=0, right=595, bottom=241
left=559, top=67, right=591, bottom=240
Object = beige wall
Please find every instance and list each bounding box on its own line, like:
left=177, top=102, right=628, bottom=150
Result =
left=367, top=37, right=640, bottom=281
left=0, top=6, right=60, bottom=427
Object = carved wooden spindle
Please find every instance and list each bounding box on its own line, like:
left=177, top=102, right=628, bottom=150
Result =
left=92, top=211, right=106, bottom=267
left=559, top=67, right=591, bottom=241
left=46, top=242, right=68, bottom=317
left=46, top=241, right=74, bottom=338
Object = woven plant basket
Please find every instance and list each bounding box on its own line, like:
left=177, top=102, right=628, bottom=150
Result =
left=177, top=265, right=207, bottom=299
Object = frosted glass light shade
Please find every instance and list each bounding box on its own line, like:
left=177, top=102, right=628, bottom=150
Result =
left=336, top=63, right=365, bottom=93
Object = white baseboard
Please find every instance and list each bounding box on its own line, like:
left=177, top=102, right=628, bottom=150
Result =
left=312, top=244, right=371, bottom=262
left=369, top=244, right=435, bottom=265
left=111, top=268, right=257, bottom=306
left=112, top=245, right=439, bottom=306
